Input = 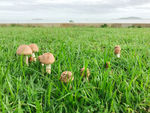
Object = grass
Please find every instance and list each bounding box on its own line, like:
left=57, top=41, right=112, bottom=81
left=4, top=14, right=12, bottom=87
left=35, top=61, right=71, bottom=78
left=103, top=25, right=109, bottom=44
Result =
left=0, top=26, right=150, bottom=112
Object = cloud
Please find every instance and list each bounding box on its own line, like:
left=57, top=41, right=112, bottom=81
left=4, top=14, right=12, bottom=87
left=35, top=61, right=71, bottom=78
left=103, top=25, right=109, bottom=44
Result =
left=0, top=1, right=14, bottom=6
left=0, top=0, right=150, bottom=21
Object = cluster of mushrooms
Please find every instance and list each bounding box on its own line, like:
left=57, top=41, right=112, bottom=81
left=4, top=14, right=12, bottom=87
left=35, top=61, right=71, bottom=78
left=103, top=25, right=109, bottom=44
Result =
left=16, top=44, right=55, bottom=74
left=16, top=44, right=121, bottom=83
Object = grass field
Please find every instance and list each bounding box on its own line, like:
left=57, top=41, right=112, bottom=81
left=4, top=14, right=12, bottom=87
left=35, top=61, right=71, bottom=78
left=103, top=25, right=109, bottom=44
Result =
left=0, top=27, right=150, bottom=113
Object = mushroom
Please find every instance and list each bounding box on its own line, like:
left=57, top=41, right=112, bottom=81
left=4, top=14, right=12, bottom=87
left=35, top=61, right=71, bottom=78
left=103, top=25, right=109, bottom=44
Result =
left=60, top=71, right=74, bottom=83
left=80, top=67, right=90, bottom=81
left=16, top=45, right=32, bottom=66
left=105, top=62, right=110, bottom=69
left=38, top=53, right=55, bottom=74
left=29, top=44, right=39, bottom=61
left=29, top=56, right=34, bottom=62
left=114, top=45, right=121, bottom=58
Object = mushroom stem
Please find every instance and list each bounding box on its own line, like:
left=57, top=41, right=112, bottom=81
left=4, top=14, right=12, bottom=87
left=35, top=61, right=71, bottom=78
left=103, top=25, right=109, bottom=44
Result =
left=25, top=56, right=29, bottom=66
left=116, top=54, right=120, bottom=58
left=46, top=64, right=51, bottom=74
left=32, top=53, right=36, bottom=61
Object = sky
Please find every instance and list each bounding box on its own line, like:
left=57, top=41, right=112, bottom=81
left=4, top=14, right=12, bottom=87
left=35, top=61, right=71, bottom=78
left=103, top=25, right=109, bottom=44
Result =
left=0, top=0, right=150, bottom=22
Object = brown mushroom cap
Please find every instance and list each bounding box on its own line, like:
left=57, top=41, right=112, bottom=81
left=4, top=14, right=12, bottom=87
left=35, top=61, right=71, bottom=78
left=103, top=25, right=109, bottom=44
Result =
left=60, top=71, right=74, bottom=83
left=114, top=45, right=121, bottom=54
left=105, top=62, right=110, bottom=69
left=16, top=45, right=32, bottom=55
left=29, top=44, right=39, bottom=52
left=38, top=55, right=43, bottom=61
left=80, top=67, right=90, bottom=78
left=38, top=53, right=55, bottom=64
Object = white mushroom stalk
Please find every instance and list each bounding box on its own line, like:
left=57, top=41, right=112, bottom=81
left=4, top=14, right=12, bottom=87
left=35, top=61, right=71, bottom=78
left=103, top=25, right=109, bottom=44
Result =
left=116, top=54, right=120, bottom=58
left=46, top=64, right=51, bottom=74
left=32, top=53, right=36, bottom=61
left=25, top=56, right=29, bottom=66
left=42, top=63, right=44, bottom=67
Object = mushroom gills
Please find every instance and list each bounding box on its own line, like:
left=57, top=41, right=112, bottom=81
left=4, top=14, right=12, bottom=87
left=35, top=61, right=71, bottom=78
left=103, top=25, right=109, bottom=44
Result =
left=46, top=64, right=51, bottom=74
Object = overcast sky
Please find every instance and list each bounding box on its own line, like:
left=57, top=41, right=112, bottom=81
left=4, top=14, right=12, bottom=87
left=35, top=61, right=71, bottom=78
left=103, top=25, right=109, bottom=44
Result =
left=0, top=0, right=150, bottom=22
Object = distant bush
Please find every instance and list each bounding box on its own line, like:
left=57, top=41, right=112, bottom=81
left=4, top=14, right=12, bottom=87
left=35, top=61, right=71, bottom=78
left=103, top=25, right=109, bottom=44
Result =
left=9, top=24, right=37, bottom=27
left=101, top=24, right=108, bottom=28
left=128, top=25, right=142, bottom=28
left=10, top=24, right=25, bottom=27
left=10, top=24, right=18, bottom=27
left=26, top=24, right=37, bottom=27
left=69, top=20, right=74, bottom=23
left=128, top=25, right=135, bottom=28
left=137, top=26, right=142, bottom=28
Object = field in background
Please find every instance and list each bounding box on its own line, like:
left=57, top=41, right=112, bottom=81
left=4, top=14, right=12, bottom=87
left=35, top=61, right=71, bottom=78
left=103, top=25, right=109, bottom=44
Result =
left=1, top=23, right=150, bottom=28
left=0, top=27, right=150, bottom=112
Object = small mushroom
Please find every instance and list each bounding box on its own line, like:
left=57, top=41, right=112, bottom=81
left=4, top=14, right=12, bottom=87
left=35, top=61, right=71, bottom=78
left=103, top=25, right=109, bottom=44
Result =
left=114, top=45, right=121, bottom=58
left=38, top=53, right=55, bottom=74
left=29, top=44, right=39, bottom=61
left=29, top=56, right=34, bottom=62
left=16, top=45, right=32, bottom=66
left=60, top=71, right=74, bottom=83
left=105, top=62, right=110, bottom=69
left=80, top=67, right=90, bottom=81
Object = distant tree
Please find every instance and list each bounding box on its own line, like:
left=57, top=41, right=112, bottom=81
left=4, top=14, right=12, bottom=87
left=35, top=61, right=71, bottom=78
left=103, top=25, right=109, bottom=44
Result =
left=128, top=25, right=142, bottom=28
left=101, top=24, right=108, bottom=28
left=69, top=20, right=74, bottom=23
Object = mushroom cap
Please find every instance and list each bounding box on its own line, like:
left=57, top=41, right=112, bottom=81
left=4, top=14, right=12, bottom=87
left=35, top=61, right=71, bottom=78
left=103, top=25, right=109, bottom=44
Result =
left=38, top=53, right=55, bottom=64
left=29, top=44, right=39, bottom=52
left=80, top=67, right=90, bottom=78
left=16, top=45, right=32, bottom=55
left=115, top=45, right=121, bottom=49
left=60, top=71, right=74, bottom=83
left=38, top=55, right=43, bottom=61
left=105, top=62, right=110, bottom=68
left=114, top=45, right=121, bottom=54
